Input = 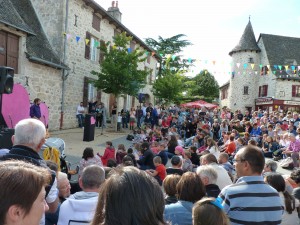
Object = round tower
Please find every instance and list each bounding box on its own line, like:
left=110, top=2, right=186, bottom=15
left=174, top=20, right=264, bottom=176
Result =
left=228, top=20, right=261, bottom=112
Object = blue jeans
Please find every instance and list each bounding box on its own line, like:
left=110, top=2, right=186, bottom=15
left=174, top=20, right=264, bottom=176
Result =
left=76, top=114, right=84, bottom=127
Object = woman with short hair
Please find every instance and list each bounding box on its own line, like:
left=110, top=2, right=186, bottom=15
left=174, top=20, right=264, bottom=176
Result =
left=0, top=160, right=50, bottom=225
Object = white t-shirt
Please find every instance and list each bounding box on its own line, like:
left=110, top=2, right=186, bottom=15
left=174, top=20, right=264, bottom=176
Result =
left=77, top=105, right=85, bottom=115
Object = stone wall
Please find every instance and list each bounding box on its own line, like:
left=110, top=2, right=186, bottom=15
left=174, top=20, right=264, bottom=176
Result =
left=227, top=51, right=260, bottom=112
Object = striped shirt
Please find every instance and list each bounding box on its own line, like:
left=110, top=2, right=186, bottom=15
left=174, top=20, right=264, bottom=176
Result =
left=219, top=176, right=284, bottom=225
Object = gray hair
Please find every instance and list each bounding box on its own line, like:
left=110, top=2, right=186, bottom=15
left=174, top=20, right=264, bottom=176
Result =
left=57, top=171, right=68, bottom=184
left=196, top=165, right=218, bottom=184
left=81, top=165, right=105, bottom=189
left=265, top=160, right=278, bottom=172
left=14, top=118, right=46, bottom=150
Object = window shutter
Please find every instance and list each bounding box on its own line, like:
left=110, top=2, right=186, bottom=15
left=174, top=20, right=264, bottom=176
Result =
left=99, top=40, right=105, bottom=64
left=258, top=86, right=261, bottom=97
left=263, top=85, right=268, bottom=97
left=92, top=15, right=101, bottom=32
left=0, top=31, right=7, bottom=67
left=83, top=77, right=89, bottom=107
left=85, top=32, right=91, bottom=59
left=6, top=33, right=19, bottom=73
left=292, top=85, right=296, bottom=97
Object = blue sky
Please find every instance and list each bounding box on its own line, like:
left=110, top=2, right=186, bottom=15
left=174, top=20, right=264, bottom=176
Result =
left=96, top=0, right=300, bottom=85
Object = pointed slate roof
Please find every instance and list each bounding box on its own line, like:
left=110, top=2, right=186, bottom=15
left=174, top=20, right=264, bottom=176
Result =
left=0, top=0, right=35, bottom=35
left=229, top=21, right=261, bottom=56
left=0, top=0, right=69, bottom=70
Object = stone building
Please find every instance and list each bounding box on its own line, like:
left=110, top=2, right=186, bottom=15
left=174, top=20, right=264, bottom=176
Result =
left=219, top=20, right=300, bottom=113
left=0, top=0, right=159, bottom=130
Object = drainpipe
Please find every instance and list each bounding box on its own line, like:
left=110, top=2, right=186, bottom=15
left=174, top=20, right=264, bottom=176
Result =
left=60, top=0, right=69, bottom=129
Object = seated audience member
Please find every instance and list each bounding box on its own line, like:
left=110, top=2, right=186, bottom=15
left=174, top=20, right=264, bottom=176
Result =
left=166, top=156, right=184, bottom=176
left=219, top=145, right=284, bottom=224
left=126, top=148, right=137, bottom=167
left=225, top=135, right=236, bottom=156
left=262, top=136, right=279, bottom=158
left=248, top=139, right=257, bottom=146
left=282, top=133, right=300, bottom=168
left=79, top=148, right=103, bottom=177
left=189, top=146, right=200, bottom=167
left=290, top=169, right=300, bottom=200
left=235, top=137, right=244, bottom=153
left=122, top=155, right=134, bottom=167
left=182, top=150, right=194, bottom=172
left=206, top=138, right=220, bottom=159
left=157, top=142, right=168, bottom=166
left=262, top=159, right=278, bottom=176
left=116, top=144, right=127, bottom=164
left=265, top=173, right=298, bottom=225
left=164, top=172, right=206, bottom=225
left=91, top=167, right=166, bottom=225
left=193, top=197, right=230, bottom=225
left=99, top=141, right=116, bottom=166
left=57, top=165, right=105, bottom=225
left=0, top=160, right=49, bottom=225
left=163, top=174, right=181, bottom=205
left=137, top=142, right=155, bottom=170
left=218, top=153, right=235, bottom=178
left=146, top=156, right=167, bottom=185
left=196, top=165, right=221, bottom=198
left=200, top=153, right=232, bottom=190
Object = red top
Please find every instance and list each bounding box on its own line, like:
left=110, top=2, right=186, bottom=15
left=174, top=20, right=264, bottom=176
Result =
left=101, top=147, right=116, bottom=166
left=156, top=164, right=166, bottom=181
left=225, top=141, right=236, bottom=155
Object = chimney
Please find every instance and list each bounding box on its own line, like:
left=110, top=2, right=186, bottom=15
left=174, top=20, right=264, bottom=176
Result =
left=107, top=1, right=122, bottom=22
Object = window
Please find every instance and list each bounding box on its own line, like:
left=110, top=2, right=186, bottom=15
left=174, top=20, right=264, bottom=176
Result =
left=92, top=14, right=101, bottom=32
left=248, top=58, right=253, bottom=63
left=130, top=41, right=136, bottom=52
left=260, top=66, right=269, bottom=75
left=259, top=85, right=268, bottom=97
left=147, top=55, right=151, bottom=64
left=88, top=83, right=96, bottom=100
left=243, top=86, right=249, bottom=95
left=83, top=77, right=97, bottom=106
left=221, top=87, right=228, bottom=100
left=90, top=37, right=98, bottom=61
left=292, top=85, right=300, bottom=97
left=114, top=29, right=121, bottom=37
left=99, top=40, right=105, bottom=64
left=0, top=31, right=19, bottom=73
left=148, top=69, right=154, bottom=84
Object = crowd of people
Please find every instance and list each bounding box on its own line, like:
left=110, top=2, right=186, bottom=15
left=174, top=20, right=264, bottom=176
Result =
left=1, top=103, right=300, bottom=225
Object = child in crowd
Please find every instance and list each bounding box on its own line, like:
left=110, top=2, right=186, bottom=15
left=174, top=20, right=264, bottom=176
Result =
left=157, top=142, right=168, bottom=166
left=126, top=148, right=137, bottom=167
left=117, top=112, right=122, bottom=131
left=99, top=141, right=116, bottom=166
left=225, top=135, right=236, bottom=157
left=146, top=156, right=166, bottom=185
left=116, top=144, right=127, bottom=164
left=193, top=197, right=230, bottom=225
left=174, top=145, right=185, bottom=160
left=190, top=146, right=200, bottom=167
left=182, top=150, right=194, bottom=172
left=150, top=141, right=159, bottom=154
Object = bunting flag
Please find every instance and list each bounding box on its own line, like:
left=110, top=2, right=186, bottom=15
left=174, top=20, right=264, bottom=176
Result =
left=85, top=39, right=90, bottom=45
left=274, top=65, right=278, bottom=69
left=273, top=71, right=276, bottom=74
left=259, top=64, right=263, bottom=69
left=243, top=63, right=248, bottom=69
left=145, top=51, right=149, bottom=56
left=152, top=52, right=155, bottom=56
left=278, top=65, right=282, bottom=70
left=284, top=65, right=289, bottom=70
left=66, top=34, right=71, bottom=40
left=267, top=65, right=270, bottom=70
left=128, top=48, right=131, bottom=53
left=171, top=55, right=176, bottom=60
left=76, top=36, right=80, bottom=43
left=298, top=66, right=300, bottom=70
left=94, top=41, right=99, bottom=47
left=251, top=63, right=255, bottom=69
left=188, top=58, right=192, bottom=63
left=212, top=60, right=216, bottom=65
left=236, top=63, right=240, bottom=68
left=291, top=66, right=295, bottom=70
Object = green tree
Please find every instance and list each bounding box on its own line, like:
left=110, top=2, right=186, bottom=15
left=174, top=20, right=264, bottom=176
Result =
left=145, top=34, right=193, bottom=76
left=152, top=58, right=185, bottom=104
left=91, top=32, right=150, bottom=129
left=187, top=70, right=219, bottom=99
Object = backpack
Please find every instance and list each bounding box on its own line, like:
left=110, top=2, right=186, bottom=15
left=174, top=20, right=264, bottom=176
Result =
left=279, top=157, right=294, bottom=170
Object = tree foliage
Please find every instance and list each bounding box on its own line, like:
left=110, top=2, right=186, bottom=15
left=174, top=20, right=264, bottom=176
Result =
left=152, top=58, right=185, bottom=104
left=145, top=34, right=193, bottom=76
left=186, top=70, right=219, bottom=98
left=91, top=32, right=150, bottom=97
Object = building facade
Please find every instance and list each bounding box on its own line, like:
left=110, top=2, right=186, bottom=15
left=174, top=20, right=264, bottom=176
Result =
left=219, top=20, right=300, bottom=113
left=0, top=0, right=158, bottom=130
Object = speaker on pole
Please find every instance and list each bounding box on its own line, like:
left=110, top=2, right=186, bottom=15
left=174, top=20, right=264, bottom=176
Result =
left=0, top=67, right=14, bottom=94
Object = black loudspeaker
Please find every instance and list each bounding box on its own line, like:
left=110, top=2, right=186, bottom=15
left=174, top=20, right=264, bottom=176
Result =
left=83, top=114, right=95, bottom=142
left=0, top=67, right=14, bottom=94
left=0, top=128, right=14, bottom=149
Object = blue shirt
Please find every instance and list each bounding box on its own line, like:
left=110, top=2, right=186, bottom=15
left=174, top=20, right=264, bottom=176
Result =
left=250, top=127, right=262, bottom=136
left=30, top=104, right=41, bottom=119
left=219, top=176, right=284, bottom=225
left=164, top=200, right=193, bottom=225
